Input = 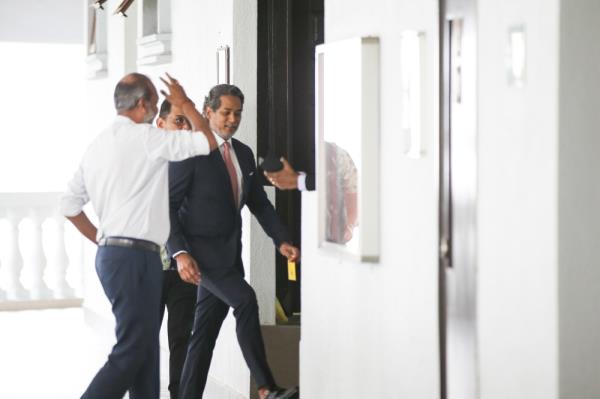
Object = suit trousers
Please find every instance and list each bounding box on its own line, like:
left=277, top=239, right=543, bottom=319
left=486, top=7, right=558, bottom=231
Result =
left=81, top=246, right=162, bottom=399
left=160, top=270, right=197, bottom=399
left=179, top=269, right=276, bottom=398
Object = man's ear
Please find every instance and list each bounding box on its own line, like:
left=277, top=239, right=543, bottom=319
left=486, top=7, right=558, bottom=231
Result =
left=156, top=117, right=166, bottom=128
left=137, top=98, right=146, bottom=111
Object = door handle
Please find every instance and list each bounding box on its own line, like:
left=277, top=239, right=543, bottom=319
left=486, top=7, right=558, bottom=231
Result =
left=440, top=236, right=451, bottom=267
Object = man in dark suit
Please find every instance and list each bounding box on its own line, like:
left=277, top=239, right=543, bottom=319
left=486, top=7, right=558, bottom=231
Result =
left=167, top=84, right=300, bottom=399
left=156, top=100, right=198, bottom=399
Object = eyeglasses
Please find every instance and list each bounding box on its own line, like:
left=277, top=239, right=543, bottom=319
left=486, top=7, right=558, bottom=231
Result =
left=170, top=116, right=190, bottom=128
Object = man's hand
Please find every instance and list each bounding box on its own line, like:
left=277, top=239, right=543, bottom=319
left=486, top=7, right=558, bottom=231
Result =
left=159, top=73, right=192, bottom=108
left=264, top=158, right=299, bottom=190
left=279, top=242, right=300, bottom=262
left=159, top=73, right=217, bottom=151
left=175, top=252, right=201, bottom=285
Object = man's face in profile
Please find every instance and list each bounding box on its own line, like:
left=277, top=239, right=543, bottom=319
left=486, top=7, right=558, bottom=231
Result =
left=156, top=104, right=191, bottom=131
left=206, top=95, right=243, bottom=140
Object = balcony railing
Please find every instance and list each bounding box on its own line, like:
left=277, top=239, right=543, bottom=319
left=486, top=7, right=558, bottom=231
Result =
left=0, top=193, right=84, bottom=310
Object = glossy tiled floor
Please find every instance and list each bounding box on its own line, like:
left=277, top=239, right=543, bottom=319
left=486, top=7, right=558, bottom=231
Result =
left=0, top=308, right=171, bottom=399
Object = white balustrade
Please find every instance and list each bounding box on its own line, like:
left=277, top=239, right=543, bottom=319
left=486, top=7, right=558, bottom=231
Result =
left=27, top=208, right=53, bottom=300
left=49, top=214, right=75, bottom=299
left=0, top=193, right=83, bottom=310
left=4, top=210, right=27, bottom=300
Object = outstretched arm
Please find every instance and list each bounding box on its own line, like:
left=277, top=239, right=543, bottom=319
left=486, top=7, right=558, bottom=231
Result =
left=245, top=149, right=294, bottom=250
left=264, top=157, right=315, bottom=191
left=263, top=158, right=299, bottom=190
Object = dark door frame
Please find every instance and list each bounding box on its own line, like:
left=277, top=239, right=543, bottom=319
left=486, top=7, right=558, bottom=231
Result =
left=257, top=0, right=324, bottom=318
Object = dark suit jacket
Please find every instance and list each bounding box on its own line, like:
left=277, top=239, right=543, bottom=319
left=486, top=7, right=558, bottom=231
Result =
left=167, top=138, right=291, bottom=278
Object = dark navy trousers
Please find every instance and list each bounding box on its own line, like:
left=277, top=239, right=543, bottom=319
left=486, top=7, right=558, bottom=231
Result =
left=160, top=269, right=197, bottom=399
left=81, top=245, right=162, bottom=399
left=178, top=269, right=276, bottom=398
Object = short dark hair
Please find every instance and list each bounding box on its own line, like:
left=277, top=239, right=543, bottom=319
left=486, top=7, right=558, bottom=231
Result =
left=158, top=99, right=172, bottom=119
left=114, top=73, right=153, bottom=112
left=204, top=84, right=244, bottom=112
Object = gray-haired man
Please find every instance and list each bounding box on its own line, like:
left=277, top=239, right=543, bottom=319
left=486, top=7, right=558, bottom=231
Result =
left=61, top=73, right=217, bottom=399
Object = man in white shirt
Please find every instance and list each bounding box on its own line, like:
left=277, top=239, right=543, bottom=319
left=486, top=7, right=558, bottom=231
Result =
left=60, top=72, right=217, bottom=399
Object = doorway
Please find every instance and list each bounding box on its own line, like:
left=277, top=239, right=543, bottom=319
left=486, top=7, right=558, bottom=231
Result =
left=257, top=0, right=324, bottom=321
left=253, top=1, right=324, bottom=397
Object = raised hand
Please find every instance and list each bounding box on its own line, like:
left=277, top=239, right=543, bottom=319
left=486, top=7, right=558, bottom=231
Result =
left=159, top=73, right=193, bottom=108
left=158, top=73, right=217, bottom=151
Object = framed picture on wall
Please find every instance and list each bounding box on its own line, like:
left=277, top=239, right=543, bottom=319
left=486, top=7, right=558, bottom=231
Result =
left=315, top=37, right=380, bottom=262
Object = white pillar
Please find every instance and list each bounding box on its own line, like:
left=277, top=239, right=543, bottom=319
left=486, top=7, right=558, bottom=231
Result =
left=4, top=212, right=27, bottom=300
left=49, top=217, right=75, bottom=298
left=27, top=210, right=52, bottom=300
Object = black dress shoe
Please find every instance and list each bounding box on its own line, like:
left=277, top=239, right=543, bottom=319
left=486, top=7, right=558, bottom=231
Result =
left=265, top=386, right=299, bottom=399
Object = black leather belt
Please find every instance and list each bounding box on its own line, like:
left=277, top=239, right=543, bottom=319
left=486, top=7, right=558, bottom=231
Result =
left=98, top=237, right=161, bottom=253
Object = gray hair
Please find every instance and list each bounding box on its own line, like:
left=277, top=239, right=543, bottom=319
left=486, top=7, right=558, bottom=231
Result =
left=114, top=73, right=153, bottom=112
left=204, top=84, right=244, bottom=112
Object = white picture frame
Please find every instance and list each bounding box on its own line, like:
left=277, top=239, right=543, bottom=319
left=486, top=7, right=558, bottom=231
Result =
left=315, top=37, right=380, bottom=262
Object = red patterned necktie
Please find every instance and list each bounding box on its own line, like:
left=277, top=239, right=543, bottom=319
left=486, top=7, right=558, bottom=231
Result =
left=222, top=141, right=239, bottom=206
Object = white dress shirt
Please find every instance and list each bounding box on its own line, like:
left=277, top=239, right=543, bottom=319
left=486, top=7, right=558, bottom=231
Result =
left=215, top=133, right=242, bottom=206
left=60, top=115, right=211, bottom=245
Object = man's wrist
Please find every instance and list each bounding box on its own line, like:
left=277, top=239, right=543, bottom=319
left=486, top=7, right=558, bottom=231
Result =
left=297, top=172, right=307, bottom=191
left=173, top=250, right=188, bottom=259
left=178, top=99, right=195, bottom=109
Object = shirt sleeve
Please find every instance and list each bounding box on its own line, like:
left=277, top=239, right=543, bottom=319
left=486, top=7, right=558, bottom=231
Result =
left=144, top=126, right=210, bottom=161
left=60, top=165, right=90, bottom=217
left=297, top=172, right=308, bottom=191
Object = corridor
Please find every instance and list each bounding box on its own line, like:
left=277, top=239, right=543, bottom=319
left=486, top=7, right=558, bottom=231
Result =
left=0, top=308, right=171, bottom=399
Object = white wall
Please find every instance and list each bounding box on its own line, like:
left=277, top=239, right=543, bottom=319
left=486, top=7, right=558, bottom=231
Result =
left=0, top=0, right=83, bottom=43
left=0, top=42, right=87, bottom=193
left=477, top=0, right=560, bottom=398
left=0, top=0, right=86, bottom=193
left=300, top=0, right=441, bottom=397
left=302, top=0, right=599, bottom=398
left=558, top=0, right=600, bottom=397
